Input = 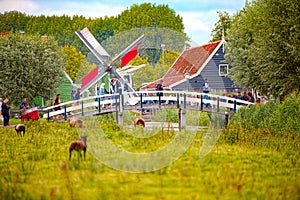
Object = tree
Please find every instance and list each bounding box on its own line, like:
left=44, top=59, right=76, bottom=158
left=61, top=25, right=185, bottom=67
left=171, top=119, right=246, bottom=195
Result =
left=210, top=11, right=231, bottom=42
left=225, top=0, right=300, bottom=100
left=0, top=34, right=64, bottom=105
left=61, top=45, right=86, bottom=81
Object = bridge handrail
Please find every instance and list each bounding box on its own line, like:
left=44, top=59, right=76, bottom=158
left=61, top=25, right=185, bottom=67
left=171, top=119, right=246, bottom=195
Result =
left=40, top=93, right=119, bottom=112
left=41, top=91, right=255, bottom=120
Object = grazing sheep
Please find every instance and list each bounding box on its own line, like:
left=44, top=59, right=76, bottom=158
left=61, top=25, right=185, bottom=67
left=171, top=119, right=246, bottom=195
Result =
left=69, top=136, right=87, bottom=160
left=15, top=124, right=25, bottom=136
left=69, top=117, right=83, bottom=128
left=134, top=117, right=145, bottom=128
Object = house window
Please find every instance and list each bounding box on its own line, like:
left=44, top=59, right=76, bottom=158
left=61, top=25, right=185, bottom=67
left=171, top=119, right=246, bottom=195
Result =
left=219, top=64, right=228, bottom=76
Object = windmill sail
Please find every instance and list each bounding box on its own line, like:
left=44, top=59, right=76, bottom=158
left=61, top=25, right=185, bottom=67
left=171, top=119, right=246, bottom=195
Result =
left=76, top=27, right=145, bottom=95
left=75, top=27, right=110, bottom=65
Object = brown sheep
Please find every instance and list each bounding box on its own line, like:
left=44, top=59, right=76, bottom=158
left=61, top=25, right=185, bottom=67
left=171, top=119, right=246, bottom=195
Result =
left=69, top=117, right=83, bottom=128
left=134, top=117, right=145, bottom=128
left=69, top=136, right=87, bottom=160
left=15, top=124, right=25, bottom=136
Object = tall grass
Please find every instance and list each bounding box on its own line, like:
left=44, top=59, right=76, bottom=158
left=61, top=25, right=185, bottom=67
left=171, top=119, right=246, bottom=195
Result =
left=221, top=93, right=300, bottom=147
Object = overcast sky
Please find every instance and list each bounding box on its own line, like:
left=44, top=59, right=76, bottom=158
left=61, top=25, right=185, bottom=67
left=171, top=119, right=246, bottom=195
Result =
left=0, top=0, right=248, bottom=45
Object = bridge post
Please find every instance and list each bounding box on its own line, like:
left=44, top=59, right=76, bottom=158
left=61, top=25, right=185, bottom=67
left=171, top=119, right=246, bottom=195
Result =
left=183, top=93, right=187, bottom=109
left=47, top=109, right=50, bottom=121
left=217, top=97, right=220, bottom=113
left=81, top=100, right=84, bottom=116
left=233, top=100, right=237, bottom=112
left=224, top=112, right=230, bottom=126
left=140, top=93, right=143, bottom=112
left=64, top=105, right=67, bottom=121
left=97, top=98, right=101, bottom=112
left=176, top=93, right=180, bottom=108
left=158, top=95, right=161, bottom=109
left=116, top=87, right=123, bottom=126
left=178, top=108, right=186, bottom=132
left=200, top=95, right=203, bottom=110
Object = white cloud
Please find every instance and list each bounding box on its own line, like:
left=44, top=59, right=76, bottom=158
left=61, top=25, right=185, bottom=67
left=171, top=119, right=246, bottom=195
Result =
left=178, top=10, right=219, bottom=45
left=0, top=0, right=38, bottom=12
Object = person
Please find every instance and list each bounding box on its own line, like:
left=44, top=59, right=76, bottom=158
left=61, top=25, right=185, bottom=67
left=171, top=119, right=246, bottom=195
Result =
left=0, top=98, right=3, bottom=122
left=109, top=78, right=118, bottom=94
left=235, top=91, right=242, bottom=105
left=123, top=79, right=129, bottom=92
left=202, top=78, right=210, bottom=93
left=256, top=98, right=261, bottom=108
left=73, top=89, right=80, bottom=101
left=20, top=98, right=29, bottom=111
left=1, top=98, right=11, bottom=126
left=73, top=89, right=81, bottom=106
left=242, top=91, right=249, bottom=101
left=155, top=79, right=164, bottom=103
left=248, top=91, right=255, bottom=103
left=99, top=83, right=107, bottom=96
left=54, top=94, right=61, bottom=111
left=156, top=79, right=163, bottom=96
left=109, top=78, right=118, bottom=106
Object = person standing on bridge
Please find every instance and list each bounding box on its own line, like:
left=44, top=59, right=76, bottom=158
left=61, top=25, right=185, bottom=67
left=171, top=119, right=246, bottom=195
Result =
left=156, top=79, right=164, bottom=103
left=54, top=94, right=61, bottom=111
left=109, top=78, right=118, bottom=107
left=202, top=78, right=210, bottom=94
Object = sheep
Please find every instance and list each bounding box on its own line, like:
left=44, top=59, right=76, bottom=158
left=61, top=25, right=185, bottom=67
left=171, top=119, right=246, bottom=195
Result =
left=69, top=136, right=87, bottom=161
left=69, top=117, right=83, bottom=128
left=15, top=124, right=25, bottom=136
left=134, top=116, right=145, bottom=128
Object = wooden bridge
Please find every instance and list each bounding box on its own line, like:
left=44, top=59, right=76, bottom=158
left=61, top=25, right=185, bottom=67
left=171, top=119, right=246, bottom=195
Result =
left=41, top=90, right=254, bottom=129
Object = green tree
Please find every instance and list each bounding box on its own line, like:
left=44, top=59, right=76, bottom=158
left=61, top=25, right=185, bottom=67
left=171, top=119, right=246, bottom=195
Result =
left=61, top=45, right=86, bottom=81
left=225, top=0, right=300, bottom=100
left=210, top=11, right=231, bottom=42
left=0, top=34, right=64, bottom=105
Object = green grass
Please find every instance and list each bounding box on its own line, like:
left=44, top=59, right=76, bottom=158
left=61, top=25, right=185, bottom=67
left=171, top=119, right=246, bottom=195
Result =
left=0, top=118, right=299, bottom=200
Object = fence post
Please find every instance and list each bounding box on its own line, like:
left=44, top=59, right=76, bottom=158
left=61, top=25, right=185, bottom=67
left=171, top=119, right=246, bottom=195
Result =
left=234, top=100, right=237, bottom=112
left=224, top=112, right=229, bottom=126
left=81, top=100, right=84, bottom=116
left=116, top=87, right=123, bottom=126
left=217, top=96, right=220, bottom=113
left=178, top=108, right=186, bottom=131
left=140, top=93, right=143, bottom=111
left=183, top=93, right=187, bottom=109
left=159, top=95, right=161, bottom=109
left=176, top=93, right=180, bottom=108
left=200, top=95, right=203, bottom=110
left=64, top=105, right=67, bottom=121
left=47, top=109, right=50, bottom=121
left=98, top=97, right=101, bottom=112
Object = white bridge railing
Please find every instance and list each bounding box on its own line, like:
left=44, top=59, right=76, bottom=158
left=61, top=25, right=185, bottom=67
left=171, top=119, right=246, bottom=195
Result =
left=41, top=91, right=255, bottom=120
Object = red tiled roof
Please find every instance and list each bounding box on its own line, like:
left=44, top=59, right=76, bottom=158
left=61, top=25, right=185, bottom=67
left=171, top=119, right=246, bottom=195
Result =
left=142, top=40, right=222, bottom=90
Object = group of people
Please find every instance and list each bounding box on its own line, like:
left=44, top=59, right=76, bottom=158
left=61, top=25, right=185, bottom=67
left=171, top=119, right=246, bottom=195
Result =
left=232, top=91, right=256, bottom=103
left=0, top=97, right=31, bottom=126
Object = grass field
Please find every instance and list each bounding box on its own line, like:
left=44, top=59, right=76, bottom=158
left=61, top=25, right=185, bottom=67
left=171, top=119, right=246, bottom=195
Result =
left=0, top=116, right=299, bottom=200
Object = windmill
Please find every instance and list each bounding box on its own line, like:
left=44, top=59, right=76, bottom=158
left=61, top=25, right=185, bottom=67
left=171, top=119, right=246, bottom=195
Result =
left=75, top=27, right=145, bottom=95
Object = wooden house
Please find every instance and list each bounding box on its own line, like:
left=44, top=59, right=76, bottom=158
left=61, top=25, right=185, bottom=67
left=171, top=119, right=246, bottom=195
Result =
left=141, top=39, right=238, bottom=92
left=55, top=71, right=73, bottom=102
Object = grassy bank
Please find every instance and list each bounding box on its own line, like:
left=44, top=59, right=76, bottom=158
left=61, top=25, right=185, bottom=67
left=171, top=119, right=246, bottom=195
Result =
left=0, top=116, right=299, bottom=199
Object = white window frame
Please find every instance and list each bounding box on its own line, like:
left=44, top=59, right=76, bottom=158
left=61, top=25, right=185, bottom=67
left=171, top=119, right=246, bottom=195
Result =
left=219, top=64, right=228, bottom=76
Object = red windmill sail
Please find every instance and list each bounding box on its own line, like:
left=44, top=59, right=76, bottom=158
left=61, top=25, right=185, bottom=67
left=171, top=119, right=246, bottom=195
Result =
left=120, top=45, right=138, bottom=67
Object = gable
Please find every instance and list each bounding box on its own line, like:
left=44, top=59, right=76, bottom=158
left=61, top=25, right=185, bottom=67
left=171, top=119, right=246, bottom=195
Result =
left=142, top=40, right=222, bottom=90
